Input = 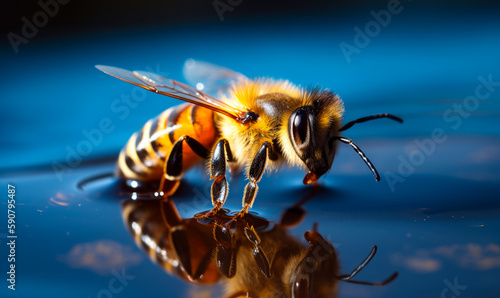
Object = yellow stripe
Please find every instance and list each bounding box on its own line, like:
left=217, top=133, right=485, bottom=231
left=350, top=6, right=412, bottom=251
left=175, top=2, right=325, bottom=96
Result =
left=118, top=105, right=204, bottom=181
left=118, top=149, right=141, bottom=180
left=126, top=133, right=150, bottom=174
left=147, top=109, right=172, bottom=159
left=158, top=108, right=170, bottom=130
left=137, top=120, right=161, bottom=168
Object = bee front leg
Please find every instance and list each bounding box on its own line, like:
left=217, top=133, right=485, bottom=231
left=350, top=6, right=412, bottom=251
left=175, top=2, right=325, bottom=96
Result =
left=158, top=135, right=210, bottom=197
left=234, top=142, right=272, bottom=219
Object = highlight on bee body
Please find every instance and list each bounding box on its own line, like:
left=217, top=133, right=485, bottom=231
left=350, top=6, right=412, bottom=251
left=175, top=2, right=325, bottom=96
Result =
left=121, top=198, right=398, bottom=298
left=96, top=60, right=403, bottom=218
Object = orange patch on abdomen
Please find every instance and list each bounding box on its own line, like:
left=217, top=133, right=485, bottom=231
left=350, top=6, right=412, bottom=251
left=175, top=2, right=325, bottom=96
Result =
left=117, top=103, right=218, bottom=181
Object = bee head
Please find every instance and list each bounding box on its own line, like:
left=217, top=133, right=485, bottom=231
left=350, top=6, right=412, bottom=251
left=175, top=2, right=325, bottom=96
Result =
left=289, top=230, right=339, bottom=297
left=290, top=227, right=399, bottom=297
left=287, top=89, right=343, bottom=184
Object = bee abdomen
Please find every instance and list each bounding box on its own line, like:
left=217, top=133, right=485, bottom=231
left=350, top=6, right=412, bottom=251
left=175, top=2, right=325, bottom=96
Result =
left=117, top=103, right=218, bottom=182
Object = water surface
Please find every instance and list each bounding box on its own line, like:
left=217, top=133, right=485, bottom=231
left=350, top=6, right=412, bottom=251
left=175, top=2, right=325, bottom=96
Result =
left=1, top=8, right=500, bottom=298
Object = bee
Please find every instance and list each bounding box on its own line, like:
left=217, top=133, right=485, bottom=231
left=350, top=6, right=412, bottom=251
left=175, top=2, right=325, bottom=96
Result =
left=121, top=197, right=398, bottom=297
left=96, top=60, right=402, bottom=218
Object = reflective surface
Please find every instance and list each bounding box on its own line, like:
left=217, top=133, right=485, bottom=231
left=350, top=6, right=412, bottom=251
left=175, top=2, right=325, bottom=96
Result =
left=121, top=196, right=398, bottom=297
left=2, top=7, right=500, bottom=298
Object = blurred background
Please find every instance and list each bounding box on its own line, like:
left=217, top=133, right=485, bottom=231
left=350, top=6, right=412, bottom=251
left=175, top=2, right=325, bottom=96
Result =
left=2, top=0, right=500, bottom=169
left=1, top=0, right=500, bottom=297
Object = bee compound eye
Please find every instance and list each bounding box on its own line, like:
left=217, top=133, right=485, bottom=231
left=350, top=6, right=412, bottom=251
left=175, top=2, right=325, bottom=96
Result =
left=292, top=109, right=310, bottom=147
left=291, top=273, right=310, bottom=298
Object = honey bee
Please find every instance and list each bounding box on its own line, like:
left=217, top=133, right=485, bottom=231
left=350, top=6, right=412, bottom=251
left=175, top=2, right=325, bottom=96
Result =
left=96, top=60, right=402, bottom=218
left=121, top=197, right=398, bottom=297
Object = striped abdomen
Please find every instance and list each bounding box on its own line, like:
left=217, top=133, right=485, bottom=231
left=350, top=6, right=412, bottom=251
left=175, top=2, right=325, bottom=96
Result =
left=117, top=103, right=218, bottom=182
left=121, top=198, right=221, bottom=284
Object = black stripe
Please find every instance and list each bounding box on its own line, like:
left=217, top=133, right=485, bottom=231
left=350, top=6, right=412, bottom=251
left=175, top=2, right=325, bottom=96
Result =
left=190, top=105, right=199, bottom=125
left=135, top=130, right=144, bottom=148
left=149, top=117, right=164, bottom=160
left=190, top=105, right=201, bottom=138
left=167, top=105, right=185, bottom=144
left=135, top=130, right=156, bottom=168
left=156, top=230, right=170, bottom=265
left=137, top=148, right=151, bottom=167
left=125, top=155, right=146, bottom=176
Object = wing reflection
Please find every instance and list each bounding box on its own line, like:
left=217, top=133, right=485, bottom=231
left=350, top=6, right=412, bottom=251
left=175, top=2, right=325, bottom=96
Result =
left=121, top=197, right=397, bottom=297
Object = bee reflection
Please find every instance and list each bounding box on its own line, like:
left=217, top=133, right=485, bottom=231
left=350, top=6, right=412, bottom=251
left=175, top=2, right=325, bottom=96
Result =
left=121, top=198, right=397, bottom=297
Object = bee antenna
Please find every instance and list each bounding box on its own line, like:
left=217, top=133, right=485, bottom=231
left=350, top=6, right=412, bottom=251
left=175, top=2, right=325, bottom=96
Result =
left=334, top=137, right=380, bottom=182
left=339, top=113, right=403, bottom=132
left=337, top=245, right=399, bottom=286
left=338, top=245, right=377, bottom=281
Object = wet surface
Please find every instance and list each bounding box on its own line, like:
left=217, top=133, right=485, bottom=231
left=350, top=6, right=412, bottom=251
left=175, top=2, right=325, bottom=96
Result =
left=2, top=7, right=500, bottom=298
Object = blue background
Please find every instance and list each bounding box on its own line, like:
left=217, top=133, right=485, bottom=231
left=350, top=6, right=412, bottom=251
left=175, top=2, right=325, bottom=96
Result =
left=1, top=1, right=500, bottom=297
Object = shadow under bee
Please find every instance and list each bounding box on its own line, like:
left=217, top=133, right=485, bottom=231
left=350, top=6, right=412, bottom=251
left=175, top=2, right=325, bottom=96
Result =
left=121, top=193, right=398, bottom=298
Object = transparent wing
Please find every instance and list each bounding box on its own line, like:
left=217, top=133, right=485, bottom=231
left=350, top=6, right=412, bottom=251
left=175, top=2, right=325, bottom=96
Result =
left=182, top=59, right=249, bottom=97
left=96, top=65, right=246, bottom=122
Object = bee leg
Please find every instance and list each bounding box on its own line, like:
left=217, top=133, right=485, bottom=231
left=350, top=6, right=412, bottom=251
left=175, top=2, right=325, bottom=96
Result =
left=234, top=142, right=272, bottom=218
left=213, top=221, right=237, bottom=277
left=158, top=135, right=210, bottom=197
left=243, top=224, right=271, bottom=278
left=195, top=139, right=233, bottom=219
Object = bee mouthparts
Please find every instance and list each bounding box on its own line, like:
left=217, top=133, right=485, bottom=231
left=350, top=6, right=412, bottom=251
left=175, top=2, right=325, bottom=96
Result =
left=303, top=171, right=320, bottom=185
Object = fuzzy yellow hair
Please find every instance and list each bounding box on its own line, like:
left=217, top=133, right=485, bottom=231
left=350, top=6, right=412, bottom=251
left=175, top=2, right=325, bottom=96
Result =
left=217, top=78, right=344, bottom=175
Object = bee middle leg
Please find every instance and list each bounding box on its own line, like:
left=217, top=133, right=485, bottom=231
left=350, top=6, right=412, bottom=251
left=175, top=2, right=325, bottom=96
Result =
left=158, top=135, right=210, bottom=197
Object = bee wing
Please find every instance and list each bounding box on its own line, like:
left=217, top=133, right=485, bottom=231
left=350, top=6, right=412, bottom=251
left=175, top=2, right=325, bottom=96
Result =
left=96, top=65, right=246, bottom=121
left=182, top=59, right=249, bottom=97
